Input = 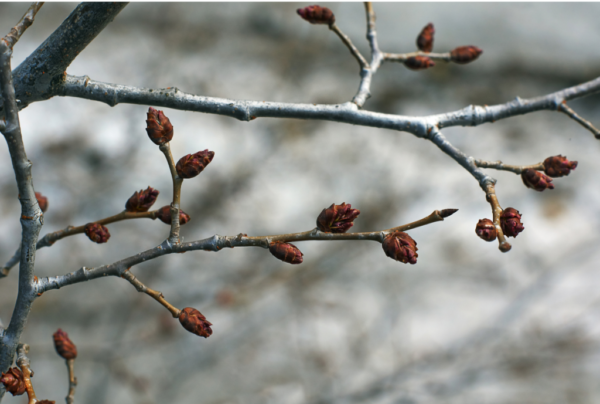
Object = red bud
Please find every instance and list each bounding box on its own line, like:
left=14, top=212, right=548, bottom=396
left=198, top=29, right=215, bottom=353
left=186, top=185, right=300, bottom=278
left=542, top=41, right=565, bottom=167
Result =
left=269, top=242, right=304, bottom=264
left=35, top=192, right=48, bottom=213
left=404, top=56, right=435, bottom=70
left=521, top=169, right=554, bottom=192
left=297, top=5, right=335, bottom=26
left=316, top=202, right=360, bottom=233
left=84, top=223, right=110, bottom=244
left=146, top=107, right=173, bottom=145
left=450, top=46, right=483, bottom=64
left=176, top=150, right=215, bottom=179
left=0, top=368, right=26, bottom=396
left=500, top=208, right=524, bottom=238
left=475, top=218, right=497, bottom=242
left=543, top=155, right=578, bottom=178
left=179, top=307, right=212, bottom=338
left=416, top=23, right=435, bottom=52
left=53, top=329, right=77, bottom=360
left=382, top=232, right=418, bottom=264
left=125, top=186, right=159, bottom=212
left=156, top=205, right=190, bottom=226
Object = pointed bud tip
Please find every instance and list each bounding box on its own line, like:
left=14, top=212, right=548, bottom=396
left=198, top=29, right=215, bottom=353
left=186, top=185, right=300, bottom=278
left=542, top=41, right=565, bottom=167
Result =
left=440, top=208, right=458, bottom=218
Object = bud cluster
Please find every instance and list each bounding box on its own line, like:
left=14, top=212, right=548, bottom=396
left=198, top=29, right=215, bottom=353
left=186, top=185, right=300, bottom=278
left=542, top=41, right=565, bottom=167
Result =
left=521, top=169, right=554, bottom=192
left=382, top=231, right=418, bottom=264
left=500, top=208, right=524, bottom=238
left=53, top=329, right=77, bottom=360
left=316, top=202, right=360, bottom=233
left=297, top=5, right=335, bottom=26
left=125, top=186, right=159, bottom=212
left=84, top=223, right=110, bottom=244
left=176, top=150, right=215, bottom=179
left=146, top=107, right=173, bottom=145
left=0, top=368, right=26, bottom=396
left=543, top=155, right=578, bottom=177
left=179, top=307, right=213, bottom=338
left=475, top=218, right=497, bottom=242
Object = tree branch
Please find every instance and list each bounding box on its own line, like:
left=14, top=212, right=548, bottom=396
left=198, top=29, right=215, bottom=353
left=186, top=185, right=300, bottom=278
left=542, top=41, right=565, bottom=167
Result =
left=65, top=358, right=76, bottom=404
left=158, top=143, right=183, bottom=245
left=485, top=183, right=511, bottom=253
left=16, top=344, right=36, bottom=404
left=3, top=3, right=44, bottom=50
left=121, top=270, right=181, bottom=318
left=558, top=101, right=600, bottom=139
left=474, top=159, right=544, bottom=175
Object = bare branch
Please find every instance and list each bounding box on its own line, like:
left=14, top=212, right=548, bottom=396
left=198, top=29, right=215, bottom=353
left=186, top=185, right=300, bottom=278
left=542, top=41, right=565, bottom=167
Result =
left=15, top=344, right=36, bottom=404
left=364, top=2, right=383, bottom=70
left=558, top=101, right=600, bottom=139
left=329, top=23, right=369, bottom=70
left=484, top=184, right=511, bottom=253
left=158, top=143, right=183, bottom=245
left=121, top=270, right=181, bottom=318
left=384, top=51, right=452, bottom=63
left=474, top=160, right=544, bottom=175
left=2, top=2, right=44, bottom=50
left=65, top=359, right=76, bottom=404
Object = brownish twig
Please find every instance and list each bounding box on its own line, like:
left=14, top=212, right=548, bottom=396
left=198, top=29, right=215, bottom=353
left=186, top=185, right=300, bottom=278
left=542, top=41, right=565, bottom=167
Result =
left=65, top=358, right=77, bottom=404
left=121, top=269, right=181, bottom=318
left=384, top=51, right=452, bottom=63
left=474, top=159, right=544, bottom=175
left=329, top=23, right=369, bottom=69
left=2, top=2, right=44, bottom=49
left=15, top=344, right=36, bottom=404
left=159, top=142, right=184, bottom=245
left=558, top=101, right=600, bottom=139
left=484, top=184, right=511, bottom=253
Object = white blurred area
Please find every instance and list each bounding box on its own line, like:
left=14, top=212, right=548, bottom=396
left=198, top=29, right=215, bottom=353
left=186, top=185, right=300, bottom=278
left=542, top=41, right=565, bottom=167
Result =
left=1, top=3, right=600, bottom=404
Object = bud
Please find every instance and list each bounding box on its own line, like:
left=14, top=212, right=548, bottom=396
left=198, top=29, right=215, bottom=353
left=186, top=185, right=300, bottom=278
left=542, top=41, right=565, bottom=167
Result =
left=500, top=208, right=524, bottom=238
left=35, top=192, right=48, bottom=213
left=316, top=202, right=360, bottom=233
left=297, top=5, right=335, bottom=26
left=269, top=242, right=304, bottom=264
left=543, top=155, right=578, bottom=178
left=178, top=307, right=212, bottom=338
left=382, top=232, right=418, bottom=264
left=156, top=205, right=190, bottom=226
left=450, top=46, right=483, bottom=64
left=146, top=107, right=173, bottom=145
left=475, top=218, right=497, bottom=242
left=125, top=186, right=159, bottom=212
left=176, top=150, right=215, bottom=179
left=416, top=23, right=435, bottom=52
left=0, top=368, right=26, bottom=396
left=53, top=329, right=77, bottom=360
left=440, top=208, right=458, bottom=218
left=84, top=223, right=110, bottom=244
left=404, top=56, right=435, bottom=70
left=521, top=169, right=554, bottom=192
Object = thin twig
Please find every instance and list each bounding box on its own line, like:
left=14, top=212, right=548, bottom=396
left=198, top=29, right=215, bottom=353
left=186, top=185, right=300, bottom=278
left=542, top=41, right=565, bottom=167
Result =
left=558, top=101, right=600, bottom=139
left=159, top=143, right=183, bottom=245
left=384, top=51, right=452, bottom=63
left=121, top=270, right=181, bottom=318
left=2, top=2, right=44, bottom=50
left=485, top=184, right=511, bottom=253
left=16, top=344, right=36, bottom=404
left=329, top=23, right=369, bottom=70
left=364, top=2, right=383, bottom=71
left=474, top=160, right=544, bottom=175
left=65, top=358, right=77, bottom=404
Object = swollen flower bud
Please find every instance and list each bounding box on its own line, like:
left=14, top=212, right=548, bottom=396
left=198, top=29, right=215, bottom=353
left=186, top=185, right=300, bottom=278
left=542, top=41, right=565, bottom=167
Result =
left=125, top=187, right=159, bottom=212
left=543, top=155, right=578, bottom=178
left=500, top=208, right=524, bottom=238
left=416, top=23, right=435, bottom=52
left=382, top=232, right=418, bottom=264
left=269, top=242, right=304, bottom=264
left=316, top=202, right=360, bottom=233
left=84, top=223, right=110, bottom=244
left=35, top=192, right=48, bottom=213
left=521, top=169, right=554, bottom=192
left=176, top=150, right=215, bottom=179
left=146, top=107, right=173, bottom=145
left=0, top=368, right=26, bottom=396
left=179, top=307, right=212, bottom=338
left=404, top=56, right=435, bottom=70
left=450, top=46, right=483, bottom=64
left=53, top=329, right=77, bottom=360
left=156, top=205, right=190, bottom=226
left=297, top=5, right=335, bottom=26
left=475, top=218, right=497, bottom=242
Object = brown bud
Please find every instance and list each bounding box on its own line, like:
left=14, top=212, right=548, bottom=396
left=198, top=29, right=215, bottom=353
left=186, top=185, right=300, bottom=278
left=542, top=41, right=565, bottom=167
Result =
left=440, top=208, right=458, bottom=218
left=0, top=368, right=26, bottom=396
left=146, top=107, right=173, bottom=145
left=521, top=169, right=554, bottom=192
left=297, top=5, right=335, bottom=26
left=156, top=205, right=191, bottom=226
left=382, top=232, right=418, bottom=264
left=404, top=56, right=435, bottom=70
left=316, top=202, right=360, bottom=233
left=125, top=186, right=159, bottom=212
left=500, top=208, right=524, bottom=238
left=179, top=307, right=212, bottom=338
left=543, top=155, right=578, bottom=178
left=269, top=242, right=304, bottom=264
left=176, top=150, right=215, bottom=179
left=475, top=218, right=497, bottom=242
left=84, top=223, right=110, bottom=244
left=416, top=23, right=435, bottom=52
left=450, top=46, right=483, bottom=64
left=35, top=192, right=48, bottom=213
left=53, top=329, right=77, bottom=360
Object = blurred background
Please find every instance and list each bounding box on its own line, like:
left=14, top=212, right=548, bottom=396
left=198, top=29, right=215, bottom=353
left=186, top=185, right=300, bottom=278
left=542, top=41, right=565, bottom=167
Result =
left=1, top=3, right=600, bottom=404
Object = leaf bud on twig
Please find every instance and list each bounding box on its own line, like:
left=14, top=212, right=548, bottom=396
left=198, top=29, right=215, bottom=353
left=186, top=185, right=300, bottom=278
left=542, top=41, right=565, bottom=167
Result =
left=450, top=46, right=483, bottom=64
left=0, top=368, right=26, bottom=396
left=146, top=107, right=173, bottom=145
left=404, top=56, right=435, bottom=70
left=125, top=186, right=159, bottom=212
left=440, top=208, right=458, bottom=218
left=521, top=169, right=554, bottom=192
left=178, top=307, right=213, bottom=338
left=316, top=202, right=360, bottom=233
left=84, top=223, right=110, bottom=244
left=176, top=150, right=215, bottom=179
left=297, top=5, right=335, bottom=26
left=35, top=192, right=48, bottom=213
left=543, top=155, right=578, bottom=178
left=52, top=329, right=77, bottom=360
left=269, top=242, right=304, bottom=264
left=416, top=23, right=435, bottom=52
left=382, top=232, right=418, bottom=264
left=156, top=205, right=190, bottom=225
left=475, top=218, right=497, bottom=242
left=500, top=208, right=524, bottom=238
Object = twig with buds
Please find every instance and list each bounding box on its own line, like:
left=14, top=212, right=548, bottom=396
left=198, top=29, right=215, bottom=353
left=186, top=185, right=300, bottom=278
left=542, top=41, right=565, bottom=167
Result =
left=484, top=184, right=512, bottom=253
left=474, top=159, right=544, bottom=175
left=121, top=270, right=181, bottom=318
left=158, top=142, right=184, bottom=245
left=53, top=330, right=77, bottom=404
left=558, top=101, right=600, bottom=139
left=3, top=2, right=43, bottom=50
left=16, top=344, right=36, bottom=404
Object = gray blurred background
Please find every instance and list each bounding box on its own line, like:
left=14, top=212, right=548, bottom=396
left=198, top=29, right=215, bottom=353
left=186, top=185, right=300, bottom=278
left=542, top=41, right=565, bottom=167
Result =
left=1, top=3, right=600, bottom=404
